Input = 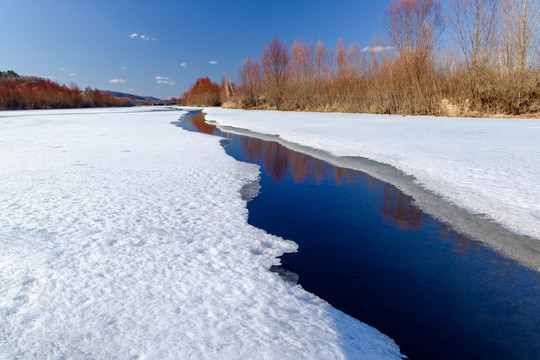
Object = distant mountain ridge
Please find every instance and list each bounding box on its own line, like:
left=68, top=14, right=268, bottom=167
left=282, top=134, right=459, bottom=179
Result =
left=102, top=91, right=160, bottom=102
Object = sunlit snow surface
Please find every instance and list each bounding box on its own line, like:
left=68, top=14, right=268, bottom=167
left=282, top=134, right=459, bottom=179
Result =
left=0, top=108, right=403, bottom=359
left=204, top=108, right=540, bottom=241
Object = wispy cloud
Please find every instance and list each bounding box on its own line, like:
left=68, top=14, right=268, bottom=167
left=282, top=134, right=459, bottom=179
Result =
left=59, top=68, right=66, bottom=71
left=155, top=75, right=169, bottom=83
left=209, top=60, right=218, bottom=65
left=129, top=33, right=156, bottom=41
left=361, top=46, right=393, bottom=53
left=120, top=66, right=127, bottom=70
left=155, top=75, right=175, bottom=86
left=180, top=62, right=187, bottom=68
left=109, top=79, right=126, bottom=84
left=69, top=72, right=77, bottom=76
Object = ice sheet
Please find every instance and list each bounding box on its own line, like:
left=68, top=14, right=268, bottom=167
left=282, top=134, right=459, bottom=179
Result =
left=0, top=107, right=402, bottom=359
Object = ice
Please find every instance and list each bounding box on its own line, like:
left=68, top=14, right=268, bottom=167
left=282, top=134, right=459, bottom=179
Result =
left=204, top=108, right=540, bottom=244
left=0, top=107, right=403, bottom=359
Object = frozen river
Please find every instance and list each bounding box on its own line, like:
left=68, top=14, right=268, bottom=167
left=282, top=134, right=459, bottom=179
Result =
left=0, top=107, right=402, bottom=359
left=180, top=110, right=540, bottom=360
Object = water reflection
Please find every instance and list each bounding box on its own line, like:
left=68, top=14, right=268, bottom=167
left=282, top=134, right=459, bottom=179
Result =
left=188, top=112, right=499, bottom=267
left=179, top=111, right=540, bottom=360
left=381, top=185, right=423, bottom=230
left=189, top=112, right=427, bottom=232
left=189, top=113, right=218, bottom=135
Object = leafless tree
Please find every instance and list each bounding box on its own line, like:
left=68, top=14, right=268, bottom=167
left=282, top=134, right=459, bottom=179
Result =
left=290, top=40, right=315, bottom=109
left=262, top=37, right=290, bottom=110
left=449, top=0, right=498, bottom=75
left=384, top=0, right=444, bottom=70
left=501, top=0, right=540, bottom=71
left=238, top=57, right=261, bottom=108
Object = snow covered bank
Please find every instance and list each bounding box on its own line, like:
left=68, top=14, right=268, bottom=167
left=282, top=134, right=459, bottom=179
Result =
left=0, top=107, right=403, bottom=359
left=203, top=108, right=540, bottom=264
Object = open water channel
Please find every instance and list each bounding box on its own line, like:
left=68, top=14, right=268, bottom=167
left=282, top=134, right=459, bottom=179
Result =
left=177, top=111, right=540, bottom=360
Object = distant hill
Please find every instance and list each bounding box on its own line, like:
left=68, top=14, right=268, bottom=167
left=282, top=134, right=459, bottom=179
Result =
left=102, top=91, right=160, bottom=102
left=0, top=69, right=169, bottom=110
left=0, top=70, right=132, bottom=110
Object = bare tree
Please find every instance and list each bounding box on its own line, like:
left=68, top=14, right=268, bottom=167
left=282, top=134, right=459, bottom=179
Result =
left=290, top=40, right=314, bottom=109
left=262, top=37, right=290, bottom=110
left=384, top=0, right=444, bottom=71
left=220, top=73, right=235, bottom=104
left=501, top=0, right=540, bottom=71
left=238, top=57, right=262, bottom=108
left=498, top=0, right=540, bottom=111
left=449, top=0, right=498, bottom=75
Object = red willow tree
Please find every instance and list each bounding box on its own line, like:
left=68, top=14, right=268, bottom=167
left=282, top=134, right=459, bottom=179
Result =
left=181, top=77, right=221, bottom=106
left=238, top=56, right=262, bottom=108
left=384, top=0, right=443, bottom=74
left=262, top=37, right=290, bottom=110
left=383, top=0, right=444, bottom=113
left=0, top=73, right=130, bottom=110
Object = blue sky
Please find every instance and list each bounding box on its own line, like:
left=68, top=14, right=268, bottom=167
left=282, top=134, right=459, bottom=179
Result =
left=1, top=0, right=394, bottom=99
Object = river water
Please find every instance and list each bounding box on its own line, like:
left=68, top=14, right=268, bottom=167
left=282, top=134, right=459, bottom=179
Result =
left=177, top=111, right=540, bottom=360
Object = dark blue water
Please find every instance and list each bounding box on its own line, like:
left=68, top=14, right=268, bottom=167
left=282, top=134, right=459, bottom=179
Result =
left=178, top=112, right=540, bottom=360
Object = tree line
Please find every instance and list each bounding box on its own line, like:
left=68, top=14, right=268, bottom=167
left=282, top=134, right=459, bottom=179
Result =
left=183, top=0, right=540, bottom=117
left=0, top=71, right=132, bottom=110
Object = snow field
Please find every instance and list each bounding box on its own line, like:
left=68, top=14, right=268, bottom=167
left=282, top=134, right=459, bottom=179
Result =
left=0, top=108, right=403, bottom=359
left=204, top=108, right=540, bottom=242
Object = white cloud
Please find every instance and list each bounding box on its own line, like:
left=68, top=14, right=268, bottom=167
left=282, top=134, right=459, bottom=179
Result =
left=361, top=46, right=393, bottom=53
left=109, top=79, right=126, bottom=83
left=209, top=60, right=218, bottom=65
left=59, top=68, right=66, bottom=71
left=155, top=75, right=175, bottom=86
left=180, top=62, right=187, bottom=68
left=120, top=66, right=127, bottom=70
left=129, top=33, right=156, bottom=41
left=69, top=72, right=77, bottom=76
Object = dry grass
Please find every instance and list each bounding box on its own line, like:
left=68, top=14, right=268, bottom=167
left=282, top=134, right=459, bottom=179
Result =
left=229, top=41, right=540, bottom=118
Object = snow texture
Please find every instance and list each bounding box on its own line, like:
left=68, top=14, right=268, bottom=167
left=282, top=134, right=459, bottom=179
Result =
left=0, top=107, right=403, bottom=359
left=204, top=108, right=540, bottom=242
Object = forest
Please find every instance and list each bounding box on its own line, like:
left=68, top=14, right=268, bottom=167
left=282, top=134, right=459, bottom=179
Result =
left=0, top=71, right=131, bottom=110
left=183, top=0, right=540, bottom=117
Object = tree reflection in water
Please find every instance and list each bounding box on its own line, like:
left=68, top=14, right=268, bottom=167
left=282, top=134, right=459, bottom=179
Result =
left=238, top=129, right=428, bottom=231
left=185, top=111, right=499, bottom=258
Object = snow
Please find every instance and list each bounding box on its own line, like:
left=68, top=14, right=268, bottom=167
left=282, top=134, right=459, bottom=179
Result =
left=0, top=107, right=403, bottom=359
left=203, top=108, right=540, bottom=243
